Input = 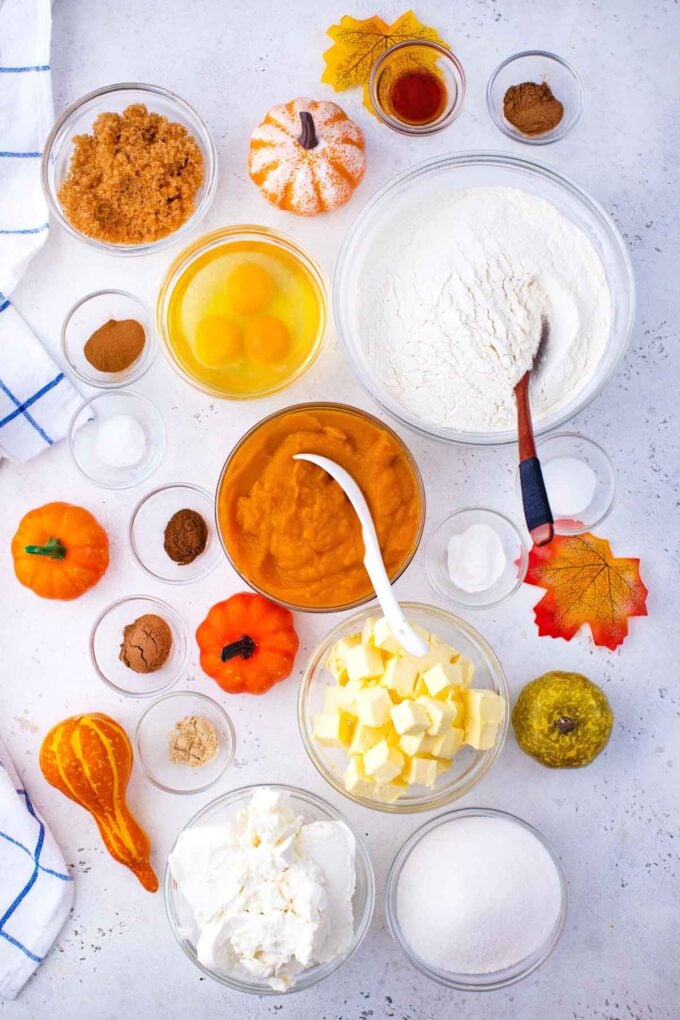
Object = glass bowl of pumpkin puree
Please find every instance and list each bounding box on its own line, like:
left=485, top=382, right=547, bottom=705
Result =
left=215, top=403, right=425, bottom=612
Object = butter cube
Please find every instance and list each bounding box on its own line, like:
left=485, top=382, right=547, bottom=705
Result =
left=363, top=740, right=404, bottom=784
left=326, top=634, right=361, bottom=682
left=429, top=726, right=464, bottom=759
left=390, top=699, right=430, bottom=736
left=323, top=683, right=358, bottom=715
left=398, top=732, right=428, bottom=757
left=372, top=617, right=403, bottom=654
left=348, top=722, right=391, bottom=756
left=313, top=712, right=355, bottom=748
left=346, top=642, right=384, bottom=684
left=361, top=616, right=380, bottom=646
left=416, top=696, right=458, bottom=736
left=380, top=655, right=419, bottom=698
left=402, top=756, right=439, bottom=788
left=344, top=755, right=374, bottom=796
left=462, top=689, right=505, bottom=750
left=371, top=783, right=403, bottom=804
left=460, top=657, right=475, bottom=688
left=355, top=685, right=393, bottom=727
left=421, top=662, right=460, bottom=697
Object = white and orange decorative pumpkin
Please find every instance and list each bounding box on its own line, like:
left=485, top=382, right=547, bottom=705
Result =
left=248, top=97, right=366, bottom=216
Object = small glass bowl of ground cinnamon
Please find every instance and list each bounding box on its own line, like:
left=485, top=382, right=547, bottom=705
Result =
left=62, top=290, right=157, bottom=387
left=42, top=82, right=217, bottom=255
left=487, top=51, right=583, bottom=144
left=130, top=483, right=221, bottom=584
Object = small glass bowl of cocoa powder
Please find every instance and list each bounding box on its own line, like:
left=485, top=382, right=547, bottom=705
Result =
left=487, top=51, right=583, bottom=144
left=130, top=483, right=221, bottom=584
left=62, top=290, right=157, bottom=387
left=42, top=82, right=217, bottom=255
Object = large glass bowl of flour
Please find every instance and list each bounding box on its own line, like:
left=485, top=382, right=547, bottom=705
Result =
left=334, top=152, right=634, bottom=445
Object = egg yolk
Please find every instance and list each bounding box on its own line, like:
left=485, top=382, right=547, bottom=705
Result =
left=226, top=262, right=275, bottom=315
left=193, top=316, right=242, bottom=367
left=244, top=316, right=291, bottom=366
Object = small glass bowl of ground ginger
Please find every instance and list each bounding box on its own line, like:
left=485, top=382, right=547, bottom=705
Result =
left=42, top=83, right=217, bottom=255
left=487, top=51, right=584, bottom=144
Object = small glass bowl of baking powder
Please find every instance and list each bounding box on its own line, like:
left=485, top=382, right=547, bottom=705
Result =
left=487, top=51, right=584, bottom=144
left=515, top=432, right=616, bottom=535
left=426, top=507, right=529, bottom=609
left=61, top=290, right=157, bottom=388
left=135, top=691, right=235, bottom=794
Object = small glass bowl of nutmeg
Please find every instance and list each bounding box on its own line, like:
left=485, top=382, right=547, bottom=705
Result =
left=130, top=483, right=221, bottom=584
left=487, top=51, right=584, bottom=144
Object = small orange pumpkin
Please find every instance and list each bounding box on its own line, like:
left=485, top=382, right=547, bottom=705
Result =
left=196, top=592, right=299, bottom=694
left=11, top=501, right=109, bottom=600
left=40, top=713, right=158, bottom=892
left=248, top=97, right=366, bottom=216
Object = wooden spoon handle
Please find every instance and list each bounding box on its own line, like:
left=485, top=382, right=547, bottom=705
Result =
left=516, top=373, right=554, bottom=546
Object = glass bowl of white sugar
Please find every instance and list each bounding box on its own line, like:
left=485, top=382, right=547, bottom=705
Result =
left=334, top=151, right=634, bottom=446
left=385, top=807, right=567, bottom=989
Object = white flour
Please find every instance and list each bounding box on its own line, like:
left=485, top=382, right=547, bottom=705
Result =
left=361, top=186, right=611, bottom=432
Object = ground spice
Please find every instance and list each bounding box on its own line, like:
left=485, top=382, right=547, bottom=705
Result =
left=168, top=715, right=219, bottom=768
left=163, top=508, right=208, bottom=565
left=120, top=614, right=172, bottom=673
left=83, top=318, right=146, bottom=373
left=503, top=81, right=564, bottom=136
left=58, top=103, right=204, bottom=245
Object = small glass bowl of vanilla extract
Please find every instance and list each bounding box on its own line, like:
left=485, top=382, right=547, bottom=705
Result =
left=369, top=40, right=466, bottom=135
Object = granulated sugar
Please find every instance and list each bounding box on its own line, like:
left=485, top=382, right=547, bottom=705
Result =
left=396, top=815, right=562, bottom=974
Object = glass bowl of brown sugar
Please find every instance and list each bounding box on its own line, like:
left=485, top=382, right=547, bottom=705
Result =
left=487, top=51, right=584, bottom=144
left=42, top=83, right=217, bottom=255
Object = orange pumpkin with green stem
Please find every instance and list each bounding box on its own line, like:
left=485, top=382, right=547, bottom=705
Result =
left=196, top=592, right=299, bottom=694
left=40, top=713, right=158, bottom=892
left=12, top=502, right=109, bottom=599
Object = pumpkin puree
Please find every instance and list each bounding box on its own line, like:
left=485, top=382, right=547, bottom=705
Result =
left=217, top=406, right=423, bottom=609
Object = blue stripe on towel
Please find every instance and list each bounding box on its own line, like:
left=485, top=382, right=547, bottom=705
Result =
left=0, top=65, right=49, bottom=73
left=0, top=831, right=71, bottom=881
left=0, top=300, right=9, bottom=313
left=0, top=151, right=42, bottom=158
left=0, top=224, right=48, bottom=235
left=0, top=378, right=54, bottom=445
left=0, top=373, right=63, bottom=429
left=0, top=790, right=46, bottom=953
left=0, top=930, right=43, bottom=964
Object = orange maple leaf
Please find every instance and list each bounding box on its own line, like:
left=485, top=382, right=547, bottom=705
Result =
left=525, top=532, right=648, bottom=650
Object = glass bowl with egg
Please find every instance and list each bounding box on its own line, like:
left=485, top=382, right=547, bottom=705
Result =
left=298, top=603, right=509, bottom=813
left=164, top=784, right=376, bottom=994
left=156, top=226, right=328, bottom=399
left=42, top=82, right=217, bottom=255
left=334, top=151, right=634, bottom=446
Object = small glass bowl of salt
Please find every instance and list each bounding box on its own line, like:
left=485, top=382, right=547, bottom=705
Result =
left=69, top=389, right=166, bottom=489
left=426, top=507, right=529, bottom=610
left=517, top=432, right=616, bottom=536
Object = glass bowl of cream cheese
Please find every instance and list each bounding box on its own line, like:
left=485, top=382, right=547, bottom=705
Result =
left=334, top=151, right=634, bottom=446
left=164, top=784, right=375, bottom=994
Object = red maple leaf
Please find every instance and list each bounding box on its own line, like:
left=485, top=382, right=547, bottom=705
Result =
left=525, top=532, right=648, bottom=650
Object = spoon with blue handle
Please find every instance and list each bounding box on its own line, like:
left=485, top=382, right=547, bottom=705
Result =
left=293, top=452, right=429, bottom=657
left=515, top=319, right=554, bottom=546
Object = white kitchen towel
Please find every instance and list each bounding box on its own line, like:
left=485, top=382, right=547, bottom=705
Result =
left=0, top=0, right=82, bottom=461
left=0, top=739, right=74, bottom=1000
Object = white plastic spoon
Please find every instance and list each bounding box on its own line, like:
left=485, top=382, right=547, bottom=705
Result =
left=293, top=452, right=429, bottom=657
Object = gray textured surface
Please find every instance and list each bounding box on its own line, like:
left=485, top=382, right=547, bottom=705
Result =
left=1, top=0, right=678, bottom=1017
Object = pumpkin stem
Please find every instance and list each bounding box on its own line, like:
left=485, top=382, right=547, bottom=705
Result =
left=297, top=111, right=318, bottom=150
left=556, top=715, right=576, bottom=734
left=221, top=634, right=256, bottom=662
left=24, top=537, right=67, bottom=561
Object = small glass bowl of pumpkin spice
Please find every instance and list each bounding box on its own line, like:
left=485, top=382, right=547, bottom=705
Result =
left=487, top=51, right=584, bottom=144
left=42, top=82, right=217, bottom=254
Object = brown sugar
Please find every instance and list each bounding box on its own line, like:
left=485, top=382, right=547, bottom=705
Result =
left=503, top=81, right=564, bottom=136
left=58, top=103, right=204, bottom=245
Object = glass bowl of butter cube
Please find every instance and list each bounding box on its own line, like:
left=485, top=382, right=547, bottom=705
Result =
left=298, top=603, right=509, bottom=813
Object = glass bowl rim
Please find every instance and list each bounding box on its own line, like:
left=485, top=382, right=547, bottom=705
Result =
left=155, top=223, right=329, bottom=400
left=333, top=149, right=635, bottom=447
left=384, top=805, right=568, bottom=990
left=41, top=81, right=218, bottom=256
left=89, top=593, right=187, bottom=697
left=60, top=288, right=157, bottom=388
left=425, top=505, right=530, bottom=610
left=297, top=601, right=509, bottom=812
left=368, top=38, right=467, bottom=136
left=134, top=689, right=236, bottom=793
left=486, top=50, right=584, bottom=145
left=129, top=481, right=220, bottom=584
left=163, top=781, right=377, bottom=994
left=68, top=388, right=167, bottom=490
left=214, top=401, right=426, bottom=612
